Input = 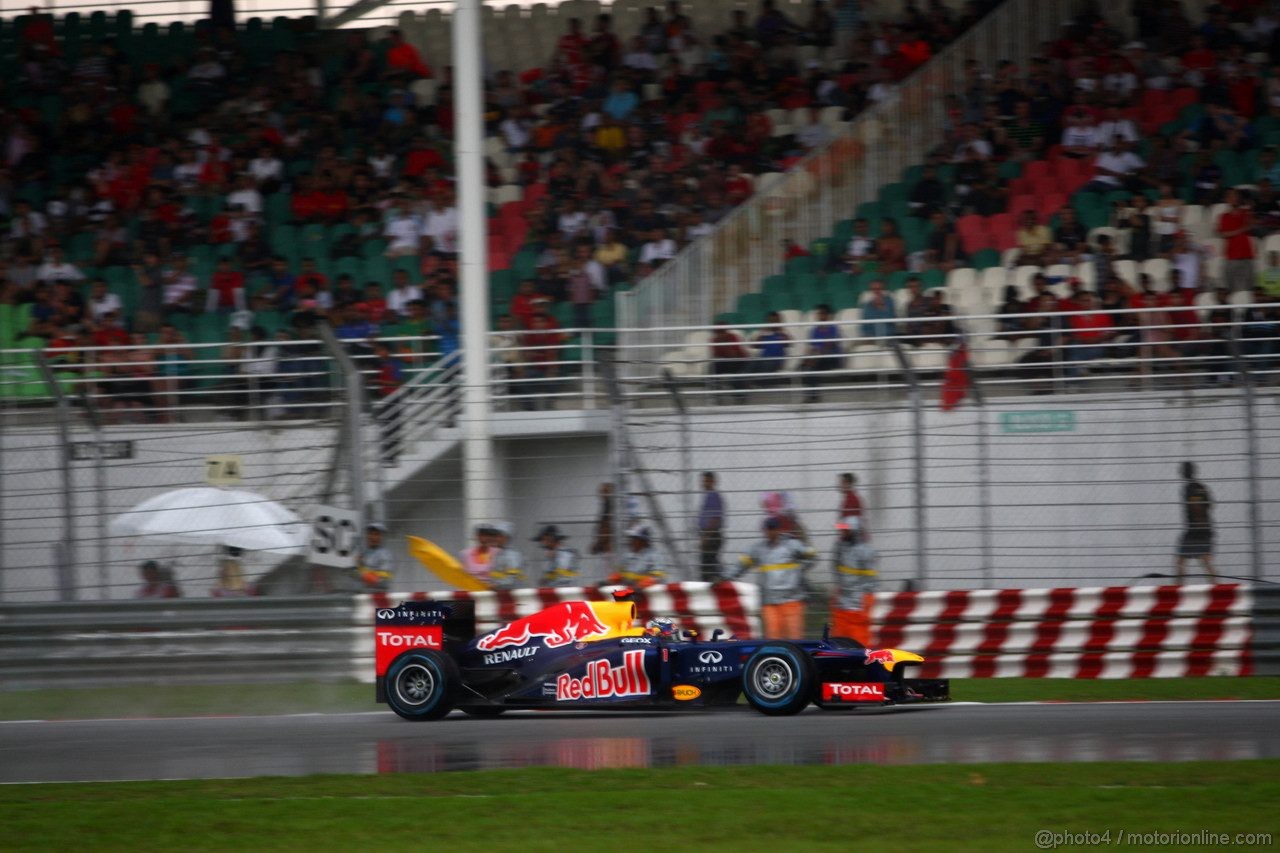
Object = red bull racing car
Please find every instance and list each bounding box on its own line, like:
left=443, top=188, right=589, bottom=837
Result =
left=375, top=597, right=949, bottom=719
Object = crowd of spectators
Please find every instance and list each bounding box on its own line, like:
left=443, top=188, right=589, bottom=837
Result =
left=0, top=0, right=999, bottom=404
left=761, top=0, right=1280, bottom=388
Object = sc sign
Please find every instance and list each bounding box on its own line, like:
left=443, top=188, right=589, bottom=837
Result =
left=309, top=505, right=361, bottom=568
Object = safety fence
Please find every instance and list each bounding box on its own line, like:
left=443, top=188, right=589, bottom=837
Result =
left=873, top=583, right=1262, bottom=680
left=3, top=582, right=1274, bottom=692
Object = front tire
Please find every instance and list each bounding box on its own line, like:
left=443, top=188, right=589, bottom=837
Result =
left=742, top=643, right=814, bottom=716
left=385, top=651, right=458, bottom=721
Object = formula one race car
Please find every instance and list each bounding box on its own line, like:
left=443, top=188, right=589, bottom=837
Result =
left=374, top=597, right=950, bottom=719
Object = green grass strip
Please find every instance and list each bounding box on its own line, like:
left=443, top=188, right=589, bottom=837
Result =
left=1, top=762, right=1276, bottom=851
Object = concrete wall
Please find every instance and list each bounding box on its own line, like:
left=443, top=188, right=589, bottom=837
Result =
left=2, top=391, right=1275, bottom=600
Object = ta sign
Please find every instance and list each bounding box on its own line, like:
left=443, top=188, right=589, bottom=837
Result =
left=309, top=505, right=360, bottom=568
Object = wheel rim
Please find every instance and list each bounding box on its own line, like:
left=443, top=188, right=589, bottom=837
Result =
left=753, top=656, right=794, bottom=698
left=394, top=663, right=435, bottom=707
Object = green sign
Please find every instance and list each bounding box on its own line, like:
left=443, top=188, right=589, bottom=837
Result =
left=999, top=411, right=1076, bottom=433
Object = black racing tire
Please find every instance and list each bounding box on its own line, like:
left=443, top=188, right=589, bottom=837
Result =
left=459, top=706, right=506, bottom=718
left=385, top=651, right=459, bottom=721
left=742, top=642, right=815, bottom=716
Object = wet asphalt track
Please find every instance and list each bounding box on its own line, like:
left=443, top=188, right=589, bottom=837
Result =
left=2, top=701, right=1277, bottom=783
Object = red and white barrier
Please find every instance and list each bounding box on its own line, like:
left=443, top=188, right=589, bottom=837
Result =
left=872, top=583, right=1254, bottom=679
left=357, top=582, right=1255, bottom=680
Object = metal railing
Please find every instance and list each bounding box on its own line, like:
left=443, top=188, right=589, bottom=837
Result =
left=618, top=0, right=1076, bottom=338
left=5, top=304, right=1278, bottom=418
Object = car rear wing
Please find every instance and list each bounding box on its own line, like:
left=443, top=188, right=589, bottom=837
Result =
left=375, top=600, right=475, bottom=702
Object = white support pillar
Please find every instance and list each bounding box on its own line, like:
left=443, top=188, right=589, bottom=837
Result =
left=454, top=0, right=498, bottom=532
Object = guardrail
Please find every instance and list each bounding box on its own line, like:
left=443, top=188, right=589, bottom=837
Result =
left=5, top=302, right=1276, bottom=423
left=0, top=596, right=365, bottom=690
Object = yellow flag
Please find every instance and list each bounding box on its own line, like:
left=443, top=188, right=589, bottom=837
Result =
left=406, top=535, right=490, bottom=591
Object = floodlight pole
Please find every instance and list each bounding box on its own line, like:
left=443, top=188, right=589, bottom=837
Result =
left=455, top=0, right=498, bottom=534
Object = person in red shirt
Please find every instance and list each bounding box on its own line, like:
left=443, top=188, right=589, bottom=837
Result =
left=1067, top=292, right=1114, bottom=377
left=207, top=258, right=247, bottom=312
left=93, top=312, right=130, bottom=348
left=1181, top=35, right=1217, bottom=84
left=296, top=257, right=329, bottom=294
left=510, top=279, right=542, bottom=329
left=709, top=322, right=749, bottom=402
left=557, top=17, right=587, bottom=66
left=838, top=472, right=863, bottom=521
left=357, top=283, right=389, bottom=325
left=1216, top=188, right=1256, bottom=293
left=783, top=238, right=810, bottom=261
left=402, top=136, right=446, bottom=178
left=383, top=30, right=432, bottom=80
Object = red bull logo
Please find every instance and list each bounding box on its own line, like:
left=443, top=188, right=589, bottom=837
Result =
left=556, top=650, right=651, bottom=701
left=477, top=602, right=612, bottom=652
left=864, top=649, right=897, bottom=666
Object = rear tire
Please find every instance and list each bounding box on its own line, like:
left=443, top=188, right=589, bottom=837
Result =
left=742, top=643, right=814, bottom=716
left=385, top=651, right=459, bottom=721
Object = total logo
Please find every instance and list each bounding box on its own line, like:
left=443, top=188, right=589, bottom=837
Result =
left=689, top=648, right=734, bottom=674
left=483, top=647, right=538, bottom=666
left=556, top=650, right=651, bottom=701
left=376, top=630, right=441, bottom=649
left=374, top=626, right=443, bottom=677
left=822, top=682, right=886, bottom=702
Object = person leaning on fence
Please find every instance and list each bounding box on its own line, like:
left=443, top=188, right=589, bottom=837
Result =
left=461, top=522, right=501, bottom=587
left=723, top=516, right=817, bottom=639
left=710, top=322, right=749, bottom=403
left=830, top=516, right=878, bottom=646
left=533, top=524, right=580, bottom=587
left=802, top=304, right=843, bottom=404
left=608, top=525, right=666, bottom=589
left=137, top=560, right=181, bottom=599
left=488, top=521, right=527, bottom=590
left=356, top=523, right=395, bottom=591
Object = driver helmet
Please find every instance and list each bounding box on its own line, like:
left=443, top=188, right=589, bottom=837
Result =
left=645, top=617, right=677, bottom=638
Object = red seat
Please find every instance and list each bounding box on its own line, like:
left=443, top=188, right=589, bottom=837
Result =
left=956, top=214, right=990, bottom=253
left=1008, top=176, right=1031, bottom=197
left=1024, top=160, right=1054, bottom=183
left=1009, top=194, right=1038, bottom=216
left=1170, top=88, right=1197, bottom=111
left=987, top=213, right=1017, bottom=251
left=1037, top=193, right=1067, bottom=219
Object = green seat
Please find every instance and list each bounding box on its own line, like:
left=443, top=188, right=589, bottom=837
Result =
left=920, top=269, right=946, bottom=290
left=764, top=291, right=796, bottom=313
left=761, top=274, right=791, bottom=298
left=784, top=255, right=817, bottom=274
left=832, top=218, right=855, bottom=245
left=361, top=239, right=389, bottom=259
left=363, top=256, right=391, bottom=287
left=970, top=248, right=1001, bottom=269
left=997, top=160, right=1023, bottom=180
left=736, top=292, right=767, bottom=319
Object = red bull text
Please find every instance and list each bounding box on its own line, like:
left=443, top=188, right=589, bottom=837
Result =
left=555, top=650, right=651, bottom=701
left=477, top=602, right=611, bottom=651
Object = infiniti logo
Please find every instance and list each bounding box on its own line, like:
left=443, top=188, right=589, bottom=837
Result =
left=376, top=609, right=397, bottom=620
left=698, top=650, right=723, bottom=664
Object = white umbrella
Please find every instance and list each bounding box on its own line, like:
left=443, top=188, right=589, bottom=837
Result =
left=111, top=488, right=308, bottom=555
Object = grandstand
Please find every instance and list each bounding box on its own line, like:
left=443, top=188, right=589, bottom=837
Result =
left=0, top=0, right=1278, bottom=601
